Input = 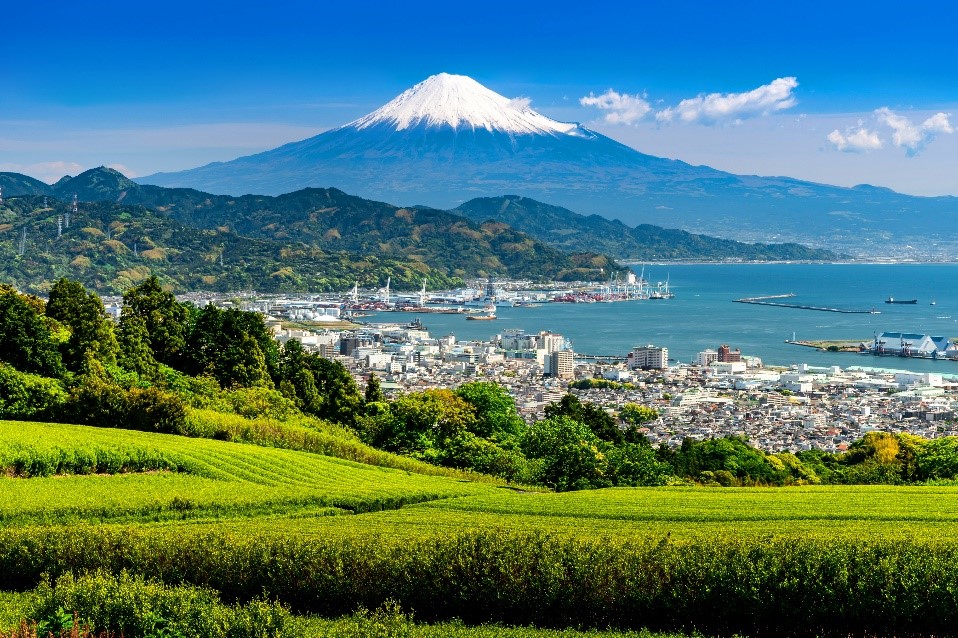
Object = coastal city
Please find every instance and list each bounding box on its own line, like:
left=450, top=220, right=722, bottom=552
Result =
left=131, top=280, right=958, bottom=457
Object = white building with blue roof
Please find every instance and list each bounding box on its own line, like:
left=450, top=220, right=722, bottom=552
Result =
left=869, top=332, right=957, bottom=358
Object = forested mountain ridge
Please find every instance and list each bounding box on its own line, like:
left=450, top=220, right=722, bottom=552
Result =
left=454, top=195, right=842, bottom=261
left=0, top=195, right=465, bottom=295
left=0, top=167, right=624, bottom=286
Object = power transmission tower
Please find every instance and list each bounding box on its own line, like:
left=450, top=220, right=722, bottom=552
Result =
left=66, top=193, right=77, bottom=228
left=18, top=227, right=27, bottom=256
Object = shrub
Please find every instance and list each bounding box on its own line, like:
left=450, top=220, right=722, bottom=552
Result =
left=54, top=376, right=187, bottom=435
left=0, top=365, right=67, bottom=420
left=27, top=571, right=298, bottom=638
left=126, top=387, right=188, bottom=434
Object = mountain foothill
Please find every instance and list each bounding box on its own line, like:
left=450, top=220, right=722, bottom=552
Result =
left=0, top=165, right=836, bottom=296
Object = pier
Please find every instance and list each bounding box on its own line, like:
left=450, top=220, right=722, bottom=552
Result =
left=734, top=294, right=879, bottom=314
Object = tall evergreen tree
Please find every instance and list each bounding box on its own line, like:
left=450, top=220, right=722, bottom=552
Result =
left=46, top=278, right=118, bottom=372
left=186, top=305, right=271, bottom=388
left=120, top=276, right=189, bottom=367
left=364, top=372, right=385, bottom=405
left=279, top=339, right=321, bottom=412
left=0, top=286, right=64, bottom=378
left=116, top=315, right=158, bottom=378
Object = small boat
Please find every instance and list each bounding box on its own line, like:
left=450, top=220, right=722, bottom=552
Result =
left=930, top=299, right=937, bottom=306
left=466, top=314, right=496, bottom=321
left=885, top=297, right=918, bottom=304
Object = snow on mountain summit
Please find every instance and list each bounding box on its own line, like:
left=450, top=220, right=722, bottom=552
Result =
left=346, top=73, right=581, bottom=136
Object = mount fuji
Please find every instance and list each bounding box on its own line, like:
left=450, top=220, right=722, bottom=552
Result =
left=142, top=73, right=958, bottom=253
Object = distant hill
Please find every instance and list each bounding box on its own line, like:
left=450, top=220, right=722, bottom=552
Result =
left=0, top=167, right=841, bottom=298
left=0, top=170, right=627, bottom=292
left=0, top=195, right=466, bottom=295
left=39, top=166, right=837, bottom=262
left=453, top=196, right=841, bottom=261
left=42, top=167, right=624, bottom=283
left=0, top=172, right=54, bottom=197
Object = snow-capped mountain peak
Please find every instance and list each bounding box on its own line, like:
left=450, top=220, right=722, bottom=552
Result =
left=346, top=73, right=580, bottom=136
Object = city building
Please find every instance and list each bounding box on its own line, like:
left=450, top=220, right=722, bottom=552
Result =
left=548, top=349, right=574, bottom=379
left=630, top=345, right=668, bottom=370
left=718, top=344, right=742, bottom=363
left=695, top=349, right=718, bottom=366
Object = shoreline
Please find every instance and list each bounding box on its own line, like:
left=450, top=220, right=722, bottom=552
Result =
left=619, top=259, right=958, bottom=266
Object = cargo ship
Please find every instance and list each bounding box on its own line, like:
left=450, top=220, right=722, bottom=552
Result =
left=885, top=297, right=918, bottom=304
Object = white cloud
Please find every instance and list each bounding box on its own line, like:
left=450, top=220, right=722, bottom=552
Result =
left=876, top=107, right=954, bottom=155
left=923, top=112, right=954, bottom=134
left=579, top=89, right=652, bottom=125
left=826, top=126, right=883, bottom=153
left=657, top=77, right=799, bottom=125
left=0, top=161, right=84, bottom=183
left=507, top=96, right=533, bottom=110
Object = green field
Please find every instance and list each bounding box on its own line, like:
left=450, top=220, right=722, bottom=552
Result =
left=0, top=421, right=494, bottom=526
left=3, top=419, right=958, bottom=637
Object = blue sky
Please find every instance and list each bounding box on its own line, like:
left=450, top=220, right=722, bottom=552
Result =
left=2, top=1, right=956, bottom=195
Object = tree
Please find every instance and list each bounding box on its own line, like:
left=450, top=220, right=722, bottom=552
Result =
left=671, top=436, right=789, bottom=485
left=368, top=389, right=477, bottom=459
left=278, top=339, right=321, bottom=412
left=116, top=315, right=158, bottom=378
left=455, top=381, right=524, bottom=439
left=364, top=372, right=385, bottom=405
left=0, top=287, right=64, bottom=378
left=185, top=305, right=273, bottom=388
left=605, top=442, right=673, bottom=486
left=619, top=403, right=659, bottom=425
left=545, top=393, right=622, bottom=444
left=521, top=415, right=609, bottom=491
left=0, top=363, right=67, bottom=419
left=309, top=356, right=364, bottom=427
left=276, top=342, right=363, bottom=427
left=895, top=432, right=926, bottom=482
left=120, top=276, right=189, bottom=367
left=916, top=436, right=958, bottom=480
left=46, top=278, right=118, bottom=372
left=391, top=390, right=476, bottom=454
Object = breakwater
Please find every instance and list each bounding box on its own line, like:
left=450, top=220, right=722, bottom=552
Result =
left=734, top=294, right=879, bottom=314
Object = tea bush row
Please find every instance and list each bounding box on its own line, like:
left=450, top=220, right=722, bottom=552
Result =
left=0, top=527, right=955, bottom=636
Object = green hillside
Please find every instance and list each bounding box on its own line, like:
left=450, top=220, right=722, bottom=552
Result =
left=2, top=421, right=958, bottom=637
left=454, top=195, right=842, bottom=261
left=0, top=172, right=53, bottom=197
left=0, top=168, right=624, bottom=287
left=0, top=194, right=463, bottom=294
left=0, top=420, right=492, bottom=526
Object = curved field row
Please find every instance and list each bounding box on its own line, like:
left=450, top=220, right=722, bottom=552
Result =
left=0, top=421, right=494, bottom=525
left=158, top=483, right=958, bottom=544
left=414, top=485, right=958, bottom=522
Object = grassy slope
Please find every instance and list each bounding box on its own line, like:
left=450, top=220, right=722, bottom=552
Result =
left=6, top=418, right=958, bottom=539
left=5, top=420, right=958, bottom=635
left=170, top=483, right=958, bottom=544
left=181, top=408, right=503, bottom=482
left=0, top=420, right=494, bottom=525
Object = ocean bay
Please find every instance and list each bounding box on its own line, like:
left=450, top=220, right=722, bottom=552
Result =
left=373, top=263, right=958, bottom=373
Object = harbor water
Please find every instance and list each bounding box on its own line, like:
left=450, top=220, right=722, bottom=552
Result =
left=368, top=263, right=958, bottom=373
